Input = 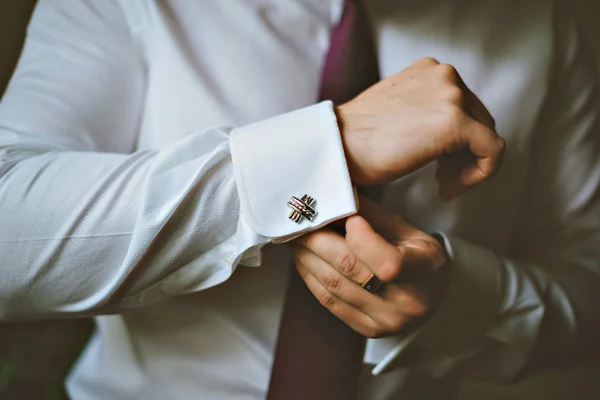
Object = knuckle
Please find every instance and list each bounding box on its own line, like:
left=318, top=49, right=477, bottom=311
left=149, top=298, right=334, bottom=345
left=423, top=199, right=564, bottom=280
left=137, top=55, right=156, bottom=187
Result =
left=497, top=135, right=507, bottom=153
left=334, top=251, right=359, bottom=277
left=409, top=301, right=428, bottom=317
left=322, top=272, right=343, bottom=292
left=437, top=63, right=460, bottom=81
left=485, top=163, right=499, bottom=179
left=384, top=315, right=406, bottom=333
left=378, top=250, right=404, bottom=281
left=317, top=291, right=336, bottom=310
left=444, top=86, right=465, bottom=105
left=485, top=138, right=506, bottom=178
left=418, top=56, right=440, bottom=67
left=362, top=325, right=384, bottom=339
left=379, top=259, right=402, bottom=281
left=400, top=292, right=428, bottom=317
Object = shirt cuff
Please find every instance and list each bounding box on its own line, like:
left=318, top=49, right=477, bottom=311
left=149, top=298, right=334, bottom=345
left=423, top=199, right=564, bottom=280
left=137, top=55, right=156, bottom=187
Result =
left=230, top=101, right=357, bottom=243
left=365, top=233, right=504, bottom=376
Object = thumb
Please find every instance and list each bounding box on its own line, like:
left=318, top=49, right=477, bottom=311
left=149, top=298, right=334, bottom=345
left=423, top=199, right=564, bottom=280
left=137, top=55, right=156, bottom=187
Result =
left=346, top=215, right=405, bottom=282
left=356, top=194, right=419, bottom=240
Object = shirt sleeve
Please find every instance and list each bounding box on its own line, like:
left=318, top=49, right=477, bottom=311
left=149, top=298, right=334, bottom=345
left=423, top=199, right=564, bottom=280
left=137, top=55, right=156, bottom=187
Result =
left=0, top=0, right=356, bottom=320
left=370, top=1, right=600, bottom=381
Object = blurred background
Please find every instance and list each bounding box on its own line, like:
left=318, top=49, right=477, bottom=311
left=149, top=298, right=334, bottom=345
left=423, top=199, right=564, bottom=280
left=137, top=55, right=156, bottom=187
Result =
left=0, top=1, right=599, bottom=399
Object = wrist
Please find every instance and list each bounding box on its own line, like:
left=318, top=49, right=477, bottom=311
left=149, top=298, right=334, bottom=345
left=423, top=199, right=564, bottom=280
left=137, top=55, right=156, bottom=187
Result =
left=335, top=105, right=370, bottom=186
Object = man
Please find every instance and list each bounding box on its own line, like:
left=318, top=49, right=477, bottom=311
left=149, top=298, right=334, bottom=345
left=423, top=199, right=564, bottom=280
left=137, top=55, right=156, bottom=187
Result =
left=0, top=1, right=598, bottom=400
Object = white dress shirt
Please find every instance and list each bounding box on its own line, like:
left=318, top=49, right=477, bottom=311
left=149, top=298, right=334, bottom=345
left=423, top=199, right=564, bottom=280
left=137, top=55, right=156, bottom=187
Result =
left=0, top=0, right=599, bottom=399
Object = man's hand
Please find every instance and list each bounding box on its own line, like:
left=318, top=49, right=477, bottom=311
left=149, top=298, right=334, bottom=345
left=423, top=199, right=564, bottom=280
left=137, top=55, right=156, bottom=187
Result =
left=339, top=57, right=505, bottom=200
left=291, top=196, right=450, bottom=338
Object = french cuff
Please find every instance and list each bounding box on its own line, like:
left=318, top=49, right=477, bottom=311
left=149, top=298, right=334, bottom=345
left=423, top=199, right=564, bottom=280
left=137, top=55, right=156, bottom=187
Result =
left=365, top=233, right=503, bottom=376
left=230, top=101, right=357, bottom=242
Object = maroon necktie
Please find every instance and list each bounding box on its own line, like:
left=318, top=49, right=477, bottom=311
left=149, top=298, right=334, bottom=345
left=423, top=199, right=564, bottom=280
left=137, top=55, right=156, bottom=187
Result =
left=267, top=1, right=380, bottom=399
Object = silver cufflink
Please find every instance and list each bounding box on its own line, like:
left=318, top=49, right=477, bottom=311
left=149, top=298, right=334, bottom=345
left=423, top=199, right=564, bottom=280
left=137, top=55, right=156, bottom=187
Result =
left=287, top=194, right=317, bottom=224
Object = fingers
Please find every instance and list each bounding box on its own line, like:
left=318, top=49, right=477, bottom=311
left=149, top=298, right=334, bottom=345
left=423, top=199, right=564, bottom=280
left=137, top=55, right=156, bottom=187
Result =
left=465, top=89, right=496, bottom=131
left=346, top=214, right=446, bottom=282
left=295, top=258, right=414, bottom=338
left=452, top=70, right=496, bottom=131
left=354, top=195, right=399, bottom=239
left=294, top=256, right=430, bottom=338
left=295, top=263, right=380, bottom=337
left=462, top=116, right=505, bottom=183
left=380, top=283, right=430, bottom=318
left=356, top=195, right=424, bottom=241
left=292, top=212, right=449, bottom=338
left=433, top=64, right=505, bottom=199
left=345, top=215, right=404, bottom=282
left=459, top=81, right=503, bottom=187
left=293, top=246, right=392, bottom=316
left=389, top=239, right=448, bottom=283
left=294, top=228, right=373, bottom=285
left=375, top=245, right=448, bottom=321
left=435, top=151, right=474, bottom=200
left=437, top=116, right=505, bottom=199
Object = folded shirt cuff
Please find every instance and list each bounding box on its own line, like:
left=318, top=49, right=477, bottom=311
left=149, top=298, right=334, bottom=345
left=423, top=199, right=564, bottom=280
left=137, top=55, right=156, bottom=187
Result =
left=230, top=101, right=357, bottom=243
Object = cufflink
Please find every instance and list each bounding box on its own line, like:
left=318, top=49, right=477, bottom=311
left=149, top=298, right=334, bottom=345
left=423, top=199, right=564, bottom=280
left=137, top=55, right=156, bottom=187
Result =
left=287, top=194, right=317, bottom=223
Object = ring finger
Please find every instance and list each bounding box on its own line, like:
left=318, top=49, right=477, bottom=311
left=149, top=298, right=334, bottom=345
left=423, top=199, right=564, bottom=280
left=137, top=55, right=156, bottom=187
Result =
left=294, top=229, right=374, bottom=286
left=292, top=245, right=394, bottom=317
left=295, top=262, right=381, bottom=337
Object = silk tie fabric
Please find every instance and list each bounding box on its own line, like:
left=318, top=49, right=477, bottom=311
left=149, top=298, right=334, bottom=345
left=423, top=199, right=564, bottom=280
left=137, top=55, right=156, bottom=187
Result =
left=267, top=1, right=380, bottom=399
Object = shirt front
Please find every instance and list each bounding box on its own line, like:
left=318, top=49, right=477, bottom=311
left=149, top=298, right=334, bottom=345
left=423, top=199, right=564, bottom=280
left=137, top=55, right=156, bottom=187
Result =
left=0, top=1, right=599, bottom=399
